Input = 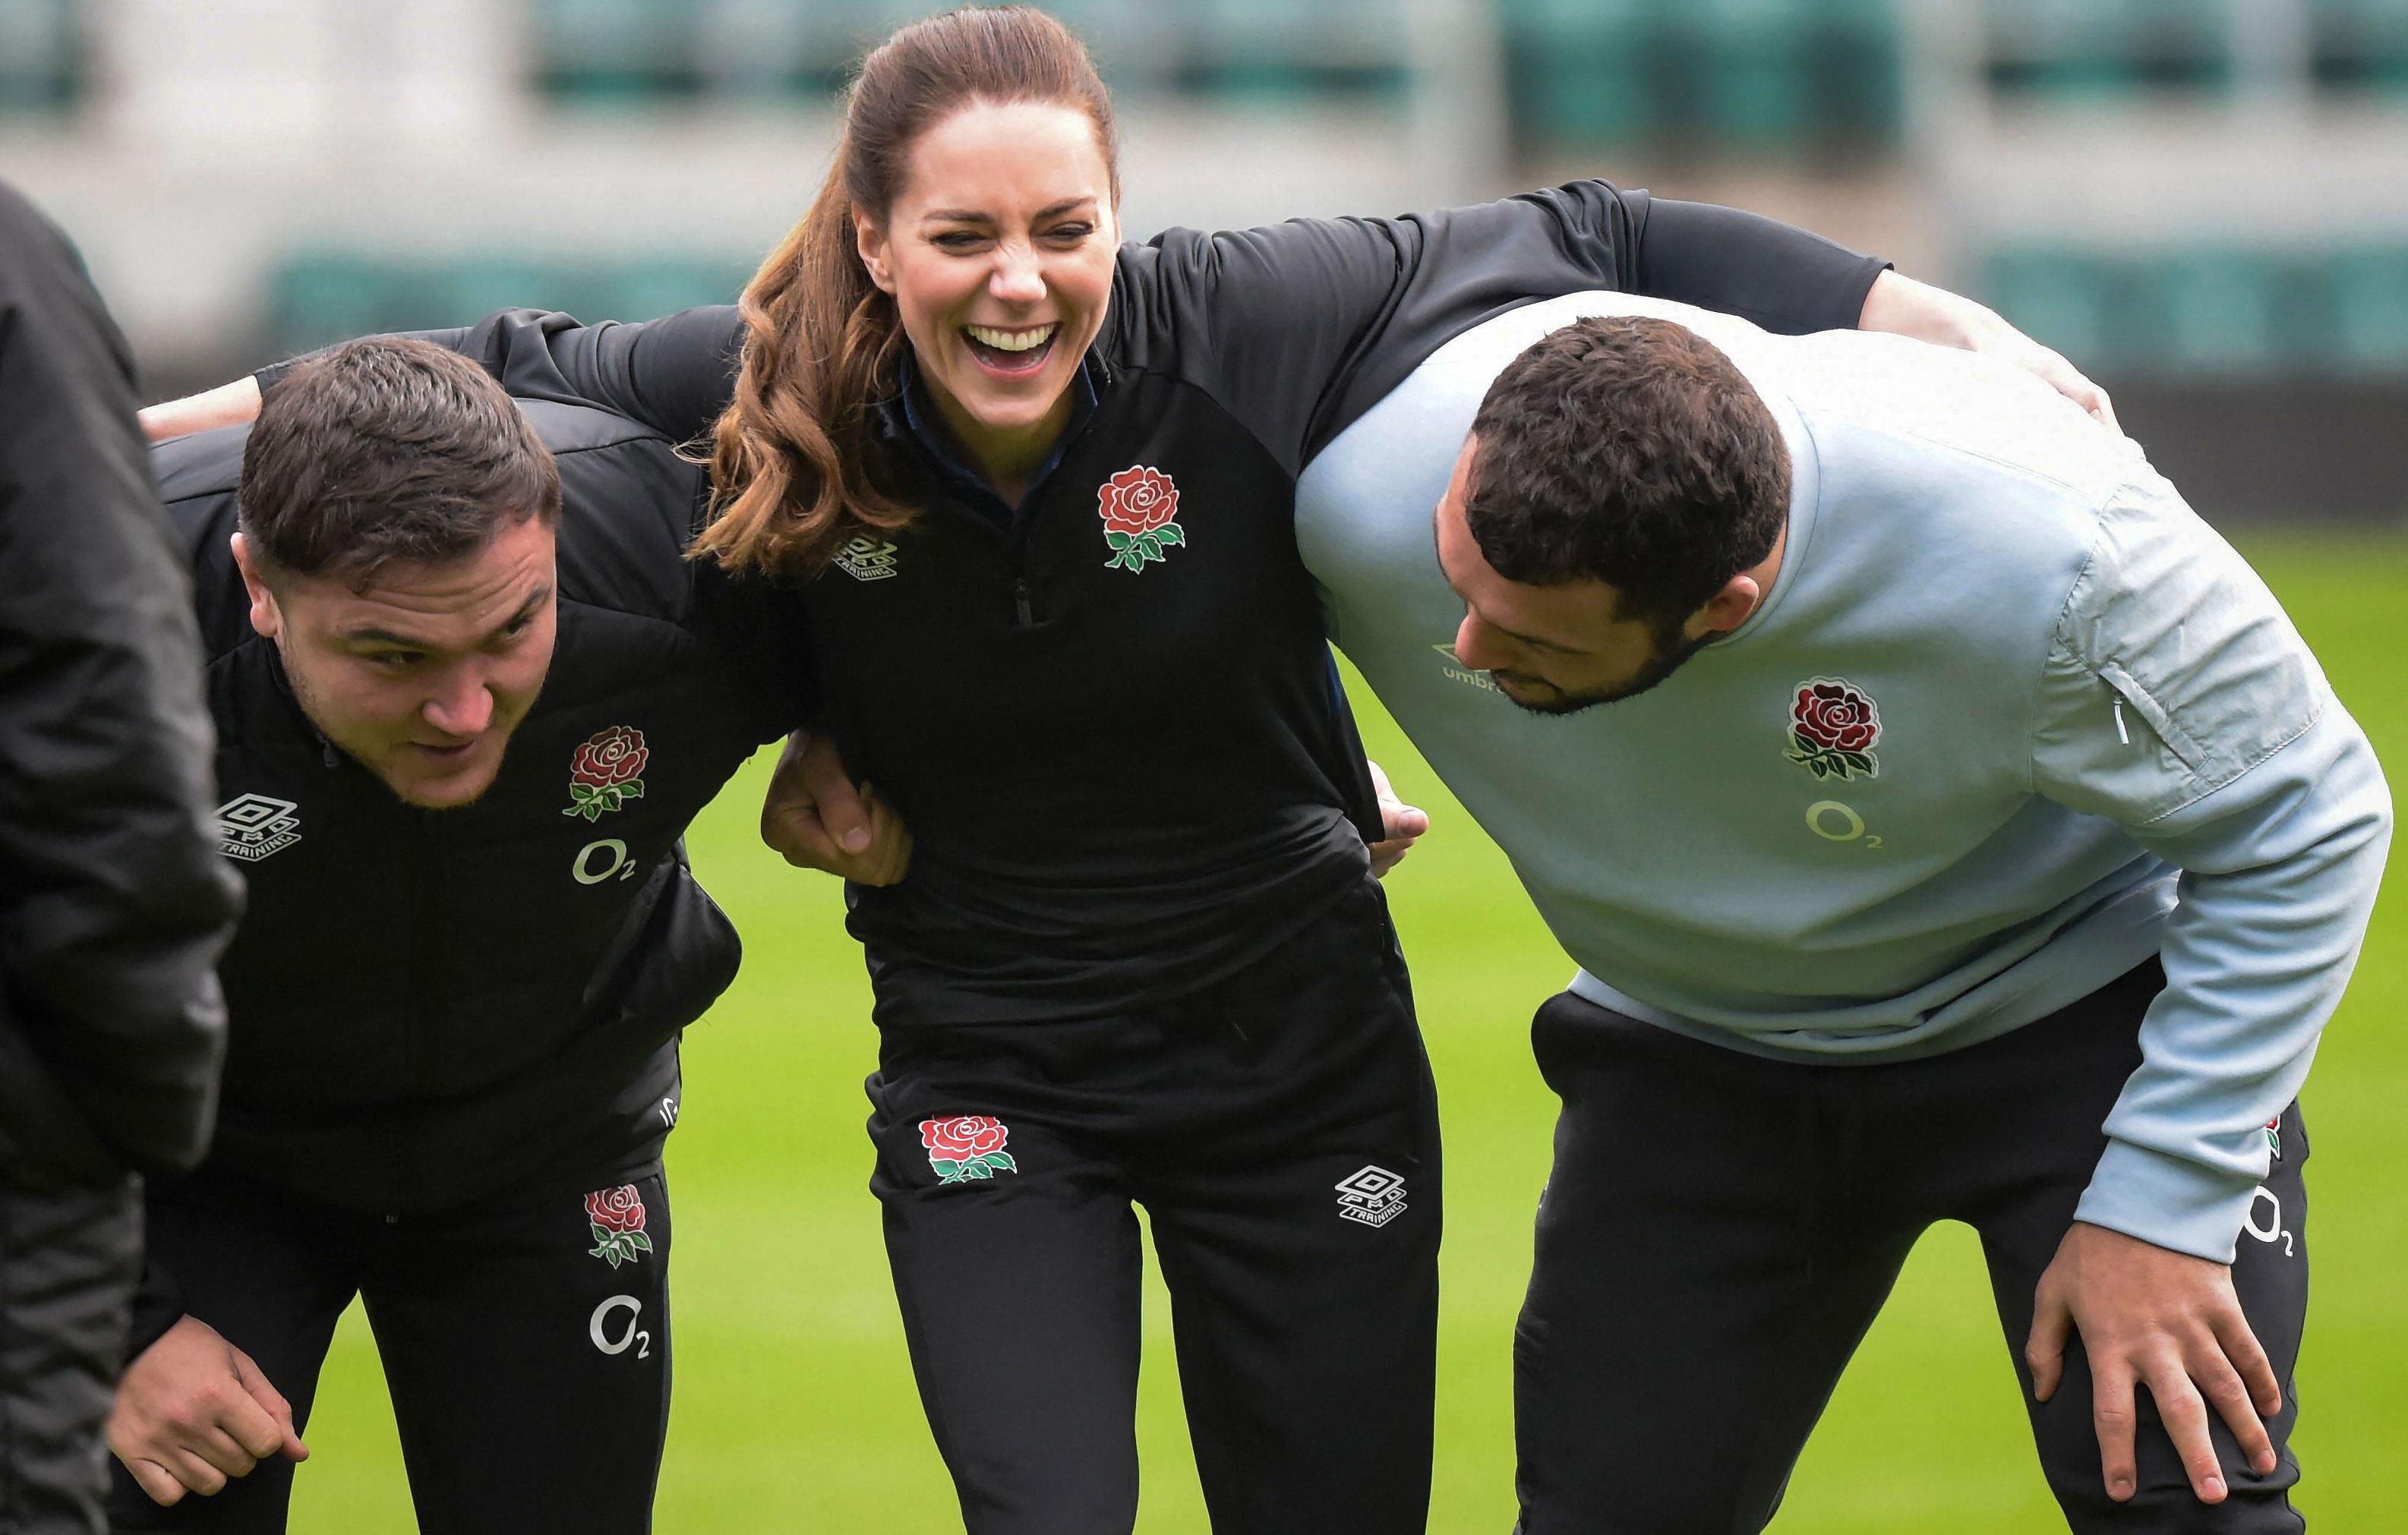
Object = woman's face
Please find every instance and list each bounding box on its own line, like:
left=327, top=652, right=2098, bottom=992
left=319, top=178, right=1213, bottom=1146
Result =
left=857, top=99, right=1119, bottom=468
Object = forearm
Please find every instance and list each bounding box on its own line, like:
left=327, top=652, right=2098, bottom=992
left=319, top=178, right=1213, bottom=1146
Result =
left=137, top=377, right=260, bottom=442
left=254, top=307, right=742, bottom=442
left=1631, top=195, right=1888, bottom=335
left=2078, top=716, right=2392, bottom=1259
left=1856, top=269, right=2002, bottom=347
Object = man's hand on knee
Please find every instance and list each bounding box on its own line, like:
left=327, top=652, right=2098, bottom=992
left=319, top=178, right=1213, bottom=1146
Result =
left=108, top=1315, right=309, bottom=1505
left=2026, top=1221, right=2282, bottom=1507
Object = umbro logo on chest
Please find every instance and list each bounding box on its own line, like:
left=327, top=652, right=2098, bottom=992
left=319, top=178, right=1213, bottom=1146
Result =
left=216, top=793, right=301, bottom=862
left=835, top=534, right=900, bottom=582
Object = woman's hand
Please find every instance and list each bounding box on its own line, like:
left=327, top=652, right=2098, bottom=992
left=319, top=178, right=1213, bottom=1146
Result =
left=1859, top=270, right=2119, bottom=434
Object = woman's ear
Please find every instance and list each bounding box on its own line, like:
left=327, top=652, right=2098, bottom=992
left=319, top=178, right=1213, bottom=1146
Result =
left=854, top=207, right=897, bottom=295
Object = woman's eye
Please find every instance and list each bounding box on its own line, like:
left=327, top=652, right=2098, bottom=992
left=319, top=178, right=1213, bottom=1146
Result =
left=933, top=231, right=986, bottom=251
left=1046, top=223, right=1094, bottom=243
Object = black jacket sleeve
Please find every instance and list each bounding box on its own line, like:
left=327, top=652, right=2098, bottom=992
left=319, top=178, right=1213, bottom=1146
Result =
left=0, top=181, right=241, bottom=1186
left=1631, top=197, right=1882, bottom=335
left=257, top=306, right=746, bottom=448
left=1122, top=179, right=1887, bottom=470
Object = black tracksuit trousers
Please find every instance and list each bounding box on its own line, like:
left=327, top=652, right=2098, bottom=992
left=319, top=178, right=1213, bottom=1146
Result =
left=106, top=1160, right=674, bottom=1534
left=1513, top=961, right=2309, bottom=1533
left=0, top=1177, right=140, bottom=1535
left=866, top=878, right=1440, bottom=1535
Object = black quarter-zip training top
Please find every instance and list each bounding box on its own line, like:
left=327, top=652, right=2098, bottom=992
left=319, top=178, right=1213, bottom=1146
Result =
left=153, top=399, right=807, bottom=1215
left=265, top=181, right=1884, bottom=1028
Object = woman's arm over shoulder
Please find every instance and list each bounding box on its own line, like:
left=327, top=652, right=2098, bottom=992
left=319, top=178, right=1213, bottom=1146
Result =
left=1123, top=181, right=1888, bottom=470
left=241, top=304, right=747, bottom=443
left=1119, top=186, right=1645, bottom=474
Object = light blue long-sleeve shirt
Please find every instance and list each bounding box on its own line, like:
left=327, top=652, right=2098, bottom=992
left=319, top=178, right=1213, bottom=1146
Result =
left=1297, top=294, right=2392, bottom=1261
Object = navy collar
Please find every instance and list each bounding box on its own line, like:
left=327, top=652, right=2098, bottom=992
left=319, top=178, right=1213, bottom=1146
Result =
left=894, top=348, right=1102, bottom=522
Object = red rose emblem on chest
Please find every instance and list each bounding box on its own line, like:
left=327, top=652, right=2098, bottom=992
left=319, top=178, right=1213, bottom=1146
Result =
left=1097, top=465, right=1186, bottom=572
left=584, top=1184, right=654, bottom=1268
left=565, top=726, right=649, bottom=821
left=1785, top=679, right=1883, bottom=781
left=920, top=1114, right=1018, bottom=1184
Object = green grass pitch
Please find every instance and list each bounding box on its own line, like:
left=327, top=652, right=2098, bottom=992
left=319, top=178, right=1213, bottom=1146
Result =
left=282, top=531, right=2404, bottom=1531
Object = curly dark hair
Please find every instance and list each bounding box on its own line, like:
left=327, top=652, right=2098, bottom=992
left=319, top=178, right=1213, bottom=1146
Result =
left=239, top=336, right=560, bottom=586
left=1463, top=316, right=1790, bottom=633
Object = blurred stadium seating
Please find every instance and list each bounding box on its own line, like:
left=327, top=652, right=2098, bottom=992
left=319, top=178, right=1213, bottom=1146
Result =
left=6, top=0, right=2407, bottom=512
left=0, top=0, right=77, bottom=114
left=1989, top=242, right=2408, bottom=377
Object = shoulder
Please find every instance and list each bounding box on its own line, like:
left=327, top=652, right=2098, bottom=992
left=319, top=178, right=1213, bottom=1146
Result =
left=148, top=427, right=253, bottom=657
left=537, top=403, right=712, bottom=623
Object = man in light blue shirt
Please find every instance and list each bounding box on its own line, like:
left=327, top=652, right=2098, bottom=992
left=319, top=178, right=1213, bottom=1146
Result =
left=1296, top=296, right=2391, bottom=1531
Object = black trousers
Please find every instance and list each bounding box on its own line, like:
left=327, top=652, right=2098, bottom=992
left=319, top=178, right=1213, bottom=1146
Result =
left=0, top=1176, right=140, bottom=1535
left=1513, top=963, right=2309, bottom=1533
left=106, top=1161, right=673, bottom=1534
left=866, top=878, right=1441, bottom=1535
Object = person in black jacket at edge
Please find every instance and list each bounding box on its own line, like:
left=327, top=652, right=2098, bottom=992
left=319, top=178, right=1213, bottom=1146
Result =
left=103, top=337, right=868, bottom=1534
left=0, top=182, right=242, bottom=1535
left=142, top=12, right=2116, bottom=1531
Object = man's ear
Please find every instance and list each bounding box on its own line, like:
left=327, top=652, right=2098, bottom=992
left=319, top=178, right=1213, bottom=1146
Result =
left=230, top=531, right=281, bottom=641
left=1687, top=573, right=1764, bottom=640
left=854, top=207, right=896, bottom=296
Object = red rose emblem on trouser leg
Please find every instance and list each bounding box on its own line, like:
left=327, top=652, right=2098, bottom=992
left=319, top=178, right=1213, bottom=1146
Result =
left=585, top=1184, right=654, bottom=1268
left=1785, top=679, right=1883, bottom=780
left=565, top=725, right=650, bottom=820
left=920, top=1115, right=1018, bottom=1184
left=1097, top=465, right=1185, bottom=572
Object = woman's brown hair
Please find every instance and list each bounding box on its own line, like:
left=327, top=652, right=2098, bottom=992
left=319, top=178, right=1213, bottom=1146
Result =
left=694, top=6, right=1119, bottom=576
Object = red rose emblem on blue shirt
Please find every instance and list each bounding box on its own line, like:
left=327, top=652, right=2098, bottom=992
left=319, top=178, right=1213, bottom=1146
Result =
left=1786, top=679, right=1882, bottom=780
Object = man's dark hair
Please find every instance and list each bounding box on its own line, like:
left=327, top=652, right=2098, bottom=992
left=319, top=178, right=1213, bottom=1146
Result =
left=238, top=336, right=560, bottom=585
left=1464, top=316, right=1791, bottom=632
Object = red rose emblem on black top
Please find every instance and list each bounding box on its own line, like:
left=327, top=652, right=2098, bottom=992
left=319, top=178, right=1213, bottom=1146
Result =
left=565, top=726, right=649, bottom=820
left=1097, top=465, right=1186, bottom=572
left=1097, top=466, right=1178, bottom=537
left=1786, top=679, right=1882, bottom=780
left=587, top=1185, right=647, bottom=1234
left=573, top=726, right=649, bottom=790
left=584, top=1184, right=654, bottom=1268
left=920, top=1115, right=1018, bottom=1183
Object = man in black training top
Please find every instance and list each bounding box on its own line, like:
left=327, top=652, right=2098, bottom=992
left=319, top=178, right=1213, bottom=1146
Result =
left=104, top=338, right=851, bottom=1534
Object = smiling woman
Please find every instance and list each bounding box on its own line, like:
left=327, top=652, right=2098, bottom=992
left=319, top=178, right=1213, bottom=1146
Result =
left=697, top=11, right=1124, bottom=570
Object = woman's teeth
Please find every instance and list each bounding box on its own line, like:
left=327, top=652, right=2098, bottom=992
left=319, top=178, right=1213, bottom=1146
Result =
left=964, top=323, right=1057, bottom=353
